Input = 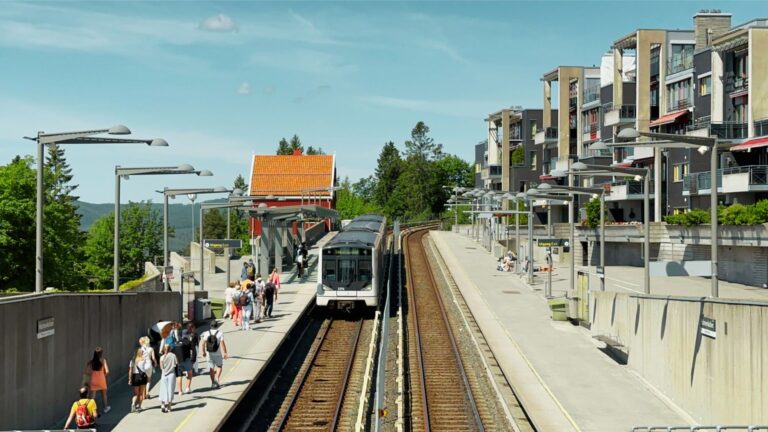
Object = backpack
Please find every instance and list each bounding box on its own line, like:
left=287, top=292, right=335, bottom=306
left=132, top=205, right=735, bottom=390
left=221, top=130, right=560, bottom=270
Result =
left=180, top=335, right=193, bottom=361
left=75, top=400, right=93, bottom=427
left=247, top=264, right=255, bottom=277
left=232, top=290, right=242, bottom=305
left=206, top=331, right=220, bottom=353
left=264, top=282, right=275, bottom=298
left=239, top=292, right=250, bottom=306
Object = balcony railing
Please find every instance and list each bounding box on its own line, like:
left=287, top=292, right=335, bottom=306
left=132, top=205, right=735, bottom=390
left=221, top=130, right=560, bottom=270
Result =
left=667, top=98, right=692, bottom=112
left=666, top=56, right=694, bottom=75
left=687, top=116, right=711, bottom=131
left=584, top=87, right=600, bottom=105
left=481, top=164, right=502, bottom=180
left=684, top=166, right=768, bottom=194
left=710, top=122, right=747, bottom=140
left=754, top=118, right=768, bottom=137
left=604, top=104, right=636, bottom=127
left=725, top=72, right=749, bottom=94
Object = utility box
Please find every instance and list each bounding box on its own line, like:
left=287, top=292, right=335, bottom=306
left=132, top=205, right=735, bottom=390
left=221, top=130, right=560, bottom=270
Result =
left=548, top=297, right=568, bottom=321
left=195, top=298, right=211, bottom=322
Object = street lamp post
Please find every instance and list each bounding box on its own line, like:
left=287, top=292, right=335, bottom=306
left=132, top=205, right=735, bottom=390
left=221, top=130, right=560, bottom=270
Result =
left=527, top=189, right=573, bottom=298
left=114, top=164, right=212, bottom=291
left=25, top=126, right=167, bottom=292
left=611, top=129, right=720, bottom=298
left=198, top=202, right=252, bottom=291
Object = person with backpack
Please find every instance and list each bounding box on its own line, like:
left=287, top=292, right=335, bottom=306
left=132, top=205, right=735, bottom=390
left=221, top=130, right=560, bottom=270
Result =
left=247, top=259, right=256, bottom=281
left=84, top=347, right=111, bottom=414
left=158, top=344, right=178, bottom=413
left=199, top=320, right=228, bottom=389
left=128, top=347, right=148, bottom=412
left=64, top=386, right=98, bottom=429
left=231, top=287, right=243, bottom=327
left=295, top=247, right=304, bottom=277
left=238, top=282, right=255, bottom=330
left=264, top=281, right=276, bottom=318
left=268, top=267, right=281, bottom=302
left=252, top=274, right=265, bottom=324
left=240, top=261, right=249, bottom=281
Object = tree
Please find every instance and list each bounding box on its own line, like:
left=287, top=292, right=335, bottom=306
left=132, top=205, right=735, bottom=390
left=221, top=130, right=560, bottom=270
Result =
left=276, top=138, right=291, bottom=155
left=84, top=202, right=165, bottom=288
left=352, top=176, right=377, bottom=203
left=373, top=142, right=402, bottom=210
left=230, top=175, right=251, bottom=255
left=289, top=134, right=303, bottom=153
left=44, top=144, right=86, bottom=289
left=203, top=209, right=227, bottom=240
left=0, top=156, right=36, bottom=290
left=404, top=121, right=443, bottom=162
left=335, top=178, right=380, bottom=220
left=306, top=146, right=325, bottom=155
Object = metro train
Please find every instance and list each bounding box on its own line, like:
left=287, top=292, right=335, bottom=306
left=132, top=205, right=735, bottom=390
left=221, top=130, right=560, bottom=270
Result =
left=316, top=214, right=387, bottom=310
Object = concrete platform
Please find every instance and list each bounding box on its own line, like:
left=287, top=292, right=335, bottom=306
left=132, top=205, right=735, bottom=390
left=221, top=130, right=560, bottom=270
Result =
left=430, top=231, right=691, bottom=432
left=94, top=233, right=335, bottom=432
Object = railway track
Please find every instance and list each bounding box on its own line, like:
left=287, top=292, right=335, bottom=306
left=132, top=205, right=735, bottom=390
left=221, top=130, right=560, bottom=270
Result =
left=404, top=228, right=485, bottom=431
left=270, top=317, right=371, bottom=431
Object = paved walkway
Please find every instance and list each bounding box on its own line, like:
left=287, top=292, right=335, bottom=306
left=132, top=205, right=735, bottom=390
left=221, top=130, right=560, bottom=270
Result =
left=90, top=233, right=334, bottom=432
left=431, top=231, right=691, bottom=432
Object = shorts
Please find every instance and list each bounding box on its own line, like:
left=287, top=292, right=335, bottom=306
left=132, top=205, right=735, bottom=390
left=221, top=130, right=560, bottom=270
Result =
left=208, top=353, right=223, bottom=368
left=177, top=358, right=193, bottom=375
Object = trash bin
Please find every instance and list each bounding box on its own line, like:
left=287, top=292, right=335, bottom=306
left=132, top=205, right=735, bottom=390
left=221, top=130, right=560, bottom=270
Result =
left=548, top=297, right=568, bottom=321
left=195, top=298, right=211, bottom=322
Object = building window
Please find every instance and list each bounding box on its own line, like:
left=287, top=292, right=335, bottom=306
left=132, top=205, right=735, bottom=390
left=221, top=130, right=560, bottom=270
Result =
left=672, top=163, right=689, bottom=182
left=530, top=120, right=538, bottom=136
left=733, top=95, right=748, bottom=123
left=699, top=76, right=711, bottom=96
left=529, top=151, right=537, bottom=170
left=667, top=79, right=692, bottom=111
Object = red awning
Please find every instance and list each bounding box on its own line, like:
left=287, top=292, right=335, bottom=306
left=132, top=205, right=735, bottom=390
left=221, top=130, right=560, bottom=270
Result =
left=730, top=136, right=768, bottom=152
left=539, top=175, right=555, bottom=180
left=649, top=110, right=688, bottom=127
left=613, top=162, right=632, bottom=168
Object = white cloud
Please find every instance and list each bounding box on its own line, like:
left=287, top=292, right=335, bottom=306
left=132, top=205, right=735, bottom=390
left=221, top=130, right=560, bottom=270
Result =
left=198, top=14, right=238, bottom=32
left=237, top=82, right=252, bottom=95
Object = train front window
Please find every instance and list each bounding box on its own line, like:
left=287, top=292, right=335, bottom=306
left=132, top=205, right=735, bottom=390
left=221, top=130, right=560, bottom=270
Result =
left=338, top=259, right=356, bottom=285
left=358, top=260, right=372, bottom=285
left=323, top=261, right=337, bottom=282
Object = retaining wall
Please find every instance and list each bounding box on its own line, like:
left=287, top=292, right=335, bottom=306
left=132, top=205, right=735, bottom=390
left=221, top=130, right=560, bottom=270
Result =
left=0, top=291, right=181, bottom=430
left=591, top=291, right=768, bottom=424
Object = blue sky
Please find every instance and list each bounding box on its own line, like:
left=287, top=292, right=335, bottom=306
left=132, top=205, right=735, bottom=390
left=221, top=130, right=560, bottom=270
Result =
left=1, top=1, right=765, bottom=203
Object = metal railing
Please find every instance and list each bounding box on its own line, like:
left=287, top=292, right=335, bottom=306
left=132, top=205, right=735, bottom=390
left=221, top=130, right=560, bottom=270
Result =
left=754, top=118, right=768, bottom=137
left=667, top=98, right=692, bottom=112
left=612, top=179, right=654, bottom=195
left=666, top=56, right=694, bottom=75
left=710, top=122, right=747, bottom=140
left=543, top=127, right=558, bottom=140
left=614, top=104, right=636, bottom=120
left=683, top=166, right=768, bottom=193
left=584, top=86, right=600, bottom=104
left=725, top=72, right=749, bottom=93
left=686, top=116, right=711, bottom=131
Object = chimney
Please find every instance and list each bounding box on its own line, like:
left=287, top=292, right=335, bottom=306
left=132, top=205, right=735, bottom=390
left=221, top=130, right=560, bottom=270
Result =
left=694, top=10, right=732, bottom=50
left=292, top=149, right=302, bottom=156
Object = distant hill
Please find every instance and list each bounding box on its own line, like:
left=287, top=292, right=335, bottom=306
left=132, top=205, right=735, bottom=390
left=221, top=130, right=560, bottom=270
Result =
left=75, top=199, right=228, bottom=253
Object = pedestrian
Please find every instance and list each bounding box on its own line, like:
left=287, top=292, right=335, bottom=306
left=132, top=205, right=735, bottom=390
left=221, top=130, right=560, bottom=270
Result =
left=128, top=347, right=148, bottom=412
left=85, top=347, right=111, bottom=414
left=295, top=248, right=304, bottom=277
left=240, top=261, right=249, bottom=281
left=269, top=267, right=281, bottom=302
left=138, top=337, right=156, bottom=401
left=158, top=345, right=178, bottom=413
left=238, top=281, right=255, bottom=330
left=199, top=320, right=228, bottom=389
left=180, top=322, right=200, bottom=393
left=224, top=282, right=236, bottom=319
left=63, top=386, right=98, bottom=430
left=252, top=274, right=264, bottom=323
left=264, top=281, right=276, bottom=318
left=247, top=259, right=256, bottom=281
left=232, top=284, right=243, bottom=327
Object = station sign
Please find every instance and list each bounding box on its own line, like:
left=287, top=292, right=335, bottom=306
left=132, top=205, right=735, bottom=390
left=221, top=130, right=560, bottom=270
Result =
left=203, top=239, right=242, bottom=249
left=700, top=316, right=716, bottom=339
left=37, top=316, right=55, bottom=339
left=537, top=238, right=567, bottom=247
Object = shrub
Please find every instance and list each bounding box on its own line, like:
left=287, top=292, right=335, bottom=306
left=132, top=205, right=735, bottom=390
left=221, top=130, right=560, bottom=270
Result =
left=511, top=146, right=525, bottom=165
left=665, top=209, right=710, bottom=227
left=584, top=198, right=601, bottom=228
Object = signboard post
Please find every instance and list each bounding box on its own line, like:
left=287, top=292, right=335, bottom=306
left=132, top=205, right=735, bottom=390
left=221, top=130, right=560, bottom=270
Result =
left=537, top=238, right=567, bottom=247
left=202, top=239, right=243, bottom=250
left=700, top=317, right=716, bottom=339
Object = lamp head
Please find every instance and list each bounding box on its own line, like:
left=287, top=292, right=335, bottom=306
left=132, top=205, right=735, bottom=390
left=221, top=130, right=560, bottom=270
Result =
left=634, top=175, right=643, bottom=181
left=550, top=169, right=566, bottom=178
left=188, top=193, right=197, bottom=201
left=177, top=164, right=194, bottom=171
left=590, top=140, right=608, bottom=151
left=232, top=188, right=244, bottom=196
left=198, top=169, right=213, bottom=177
left=516, top=192, right=526, bottom=200
left=617, top=128, right=640, bottom=139
left=213, top=186, right=228, bottom=192
left=592, top=193, right=599, bottom=199
left=108, top=125, right=131, bottom=135
left=571, top=161, right=588, bottom=171
left=149, top=138, right=168, bottom=147
left=697, top=145, right=709, bottom=155
left=537, top=183, right=552, bottom=190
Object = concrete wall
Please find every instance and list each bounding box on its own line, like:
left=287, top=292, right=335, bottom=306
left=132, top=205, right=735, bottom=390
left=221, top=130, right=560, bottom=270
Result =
left=591, top=291, right=768, bottom=424
left=0, top=291, right=181, bottom=430
left=751, top=29, right=768, bottom=133
left=124, top=262, right=163, bottom=292
left=190, top=242, right=217, bottom=273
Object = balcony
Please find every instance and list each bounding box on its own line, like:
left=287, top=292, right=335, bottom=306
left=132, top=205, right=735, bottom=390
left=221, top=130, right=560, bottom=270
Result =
left=583, top=87, right=600, bottom=106
left=605, top=180, right=655, bottom=202
left=481, top=164, right=502, bottom=181
left=582, top=123, right=599, bottom=143
left=686, top=118, right=747, bottom=140
left=666, top=56, right=694, bottom=76
left=603, top=104, right=636, bottom=127
left=725, top=72, right=749, bottom=95
left=534, top=127, right=558, bottom=145
left=667, top=98, right=692, bottom=112
left=684, top=165, right=768, bottom=195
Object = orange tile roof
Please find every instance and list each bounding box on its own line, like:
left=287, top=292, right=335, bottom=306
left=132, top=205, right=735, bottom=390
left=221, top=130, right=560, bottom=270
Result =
left=249, top=154, right=335, bottom=196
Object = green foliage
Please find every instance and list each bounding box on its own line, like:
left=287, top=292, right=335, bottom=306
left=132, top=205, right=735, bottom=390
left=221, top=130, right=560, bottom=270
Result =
left=352, top=176, right=377, bottom=203
left=83, top=202, right=164, bottom=288
left=306, top=146, right=325, bottom=155
left=511, top=146, right=525, bottom=165
left=665, top=209, right=710, bottom=227
left=0, top=156, right=37, bottom=290
left=335, top=178, right=381, bottom=220
left=719, top=203, right=762, bottom=226
left=373, top=141, right=403, bottom=211
left=584, top=197, right=602, bottom=229
left=203, top=209, right=227, bottom=240
left=119, top=274, right=148, bottom=291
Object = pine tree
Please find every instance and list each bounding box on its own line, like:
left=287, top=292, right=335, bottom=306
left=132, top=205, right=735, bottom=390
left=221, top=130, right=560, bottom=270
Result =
left=289, top=134, right=303, bottom=153
left=277, top=138, right=291, bottom=155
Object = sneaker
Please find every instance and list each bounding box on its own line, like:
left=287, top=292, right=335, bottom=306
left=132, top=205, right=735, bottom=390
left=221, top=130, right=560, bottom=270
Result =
left=104, top=405, right=112, bottom=414
left=184, top=388, right=191, bottom=394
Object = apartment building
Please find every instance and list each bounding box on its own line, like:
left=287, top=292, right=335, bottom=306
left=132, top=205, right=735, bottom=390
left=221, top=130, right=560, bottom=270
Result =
left=474, top=141, right=485, bottom=189
left=682, top=16, right=768, bottom=209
